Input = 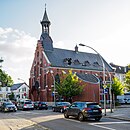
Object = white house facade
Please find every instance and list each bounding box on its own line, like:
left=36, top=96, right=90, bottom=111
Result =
left=0, top=87, right=11, bottom=98
left=11, top=83, right=29, bottom=101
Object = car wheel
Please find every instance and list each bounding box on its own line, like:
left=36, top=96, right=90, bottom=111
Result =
left=95, top=117, right=101, bottom=121
left=60, top=109, right=63, bottom=113
left=78, top=113, right=84, bottom=121
left=64, top=111, right=69, bottom=118
left=52, top=108, right=55, bottom=112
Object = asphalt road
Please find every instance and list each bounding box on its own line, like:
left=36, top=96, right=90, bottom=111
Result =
left=1, top=110, right=130, bottom=130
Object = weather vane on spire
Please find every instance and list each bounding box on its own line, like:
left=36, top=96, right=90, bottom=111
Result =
left=45, top=3, right=46, bottom=10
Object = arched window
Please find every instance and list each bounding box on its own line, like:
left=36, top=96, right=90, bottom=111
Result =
left=55, top=74, right=60, bottom=84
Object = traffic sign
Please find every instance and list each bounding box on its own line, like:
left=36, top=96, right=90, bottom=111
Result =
left=104, top=89, right=108, bottom=94
left=103, top=85, right=107, bottom=89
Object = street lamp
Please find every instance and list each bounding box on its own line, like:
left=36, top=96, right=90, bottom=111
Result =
left=105, top=67, right=113, bottom=113
left=50, top=70, right=56, bottom=106
left=98, top=64, right=113, bottom=113
left=18, top=78, right=25, bottom=83
left=79, top=43, right=107, bottom=116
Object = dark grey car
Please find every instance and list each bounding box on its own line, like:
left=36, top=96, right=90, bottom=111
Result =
left=64, top=102, right=102, bottom=121
left=52, top=102, right=71, bottom=113
left=1, top=102, right=17, bottom=112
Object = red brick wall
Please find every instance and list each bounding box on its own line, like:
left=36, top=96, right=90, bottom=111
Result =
left=29, top=40, right=114, bottom=103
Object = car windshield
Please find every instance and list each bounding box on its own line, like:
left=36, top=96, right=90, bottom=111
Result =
left=87, top=104, right=101, bottom=109
left=25, top=102, right=32, bottom=104
left=62, top=102, right=70, bottom=106
left=41, top=102, right=46, bottom=104
left=5, top=102, right=13, bottom=105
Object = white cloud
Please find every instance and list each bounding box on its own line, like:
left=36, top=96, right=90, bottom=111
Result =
left=0, top=27, right=37, bottom=84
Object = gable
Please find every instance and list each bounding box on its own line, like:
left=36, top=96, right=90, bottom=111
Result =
left=11, top=83, right=29, bottom=91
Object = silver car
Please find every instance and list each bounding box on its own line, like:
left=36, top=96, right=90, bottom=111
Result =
left=18, top=101, right=34, bottom=110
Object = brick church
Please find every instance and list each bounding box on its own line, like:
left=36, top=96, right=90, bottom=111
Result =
left=29, top=8, right=114, bottom=103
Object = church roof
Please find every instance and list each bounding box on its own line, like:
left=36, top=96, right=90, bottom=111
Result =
left=40, top=33, right=53, bottom=51
left=44, top=48, right=113, bottom=72
left=76, top=73, right=99, bottom=84
left=40, top=8, right=113, bottom=73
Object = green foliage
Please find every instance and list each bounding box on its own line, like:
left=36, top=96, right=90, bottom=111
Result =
left=125, top=71, right=130, bottom=91
left=0, top=69, right=14, bottom=87
left=55, top=70, right=84, bottom=101
left=9, top=92, right=15, bottom=100
left=112, top=77, right=124, bottom=97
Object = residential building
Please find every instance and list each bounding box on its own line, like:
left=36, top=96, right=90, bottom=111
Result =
left=0, top=87, right=11, bottom=98
left=29, top=8, right=114, bottom=103
left=10, top=83, right=29, bottom=101
left=110, top=63, right=130, bottom=93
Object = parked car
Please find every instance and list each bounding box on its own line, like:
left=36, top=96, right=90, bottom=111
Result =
left=34, top=101, right=48, bottom=110
left=33, top=101, right=39, bottom=109
left=64, top=102, right=102, bottom=121
left=18, top=100, right=34, bottom=110
left=52, top=102, right=71, bottom=113
left=1, top=102, right=17, bottom=112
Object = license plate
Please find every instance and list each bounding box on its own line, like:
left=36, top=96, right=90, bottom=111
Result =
left=93, top=110, right=98, bottom=112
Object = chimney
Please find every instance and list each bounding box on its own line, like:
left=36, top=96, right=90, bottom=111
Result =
left=75, top=45, right=78, bottom=53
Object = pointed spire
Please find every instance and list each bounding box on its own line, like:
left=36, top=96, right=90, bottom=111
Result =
left=41, top=4, right=50, bottom=24
left=40, top=4, right=51, bottom=35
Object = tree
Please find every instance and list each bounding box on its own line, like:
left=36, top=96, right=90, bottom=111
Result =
left=55, top=70, right=84, bottom=102
left=125, top=71, right=130, bottom=91
left=0, top=69, right=14, bottom=87
left=9, top=92, right=15, bottom=100
left=112, top=77, right=124, bottom=99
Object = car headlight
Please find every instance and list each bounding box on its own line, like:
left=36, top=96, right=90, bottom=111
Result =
left=5, top=107, right=8, bottom=111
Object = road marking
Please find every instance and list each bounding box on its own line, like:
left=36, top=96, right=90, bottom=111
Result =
left=64, top=118, right=81, bottom=123
left=90, top=124, right=116, bottom=130
left=89, top=121, right=130, bottom=125
left=89, top=121, right=130, bottom=130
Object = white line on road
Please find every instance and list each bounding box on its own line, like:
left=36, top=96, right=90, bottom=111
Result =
left=90, top=124, right=116, bottom=130
left=64, top=118, right=81, bottom=123
left=89, top=121, right=130, bottom=130
left=89, top=121, right=130, bottom=125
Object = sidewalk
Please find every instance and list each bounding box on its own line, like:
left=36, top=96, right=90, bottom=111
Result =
left=103, top=105, right=130, bottom=121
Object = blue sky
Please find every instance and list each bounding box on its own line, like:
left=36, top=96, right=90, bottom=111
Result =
left=0, top=0, right=130, bottom=83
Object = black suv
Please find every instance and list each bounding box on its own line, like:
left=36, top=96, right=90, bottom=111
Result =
left=64, top=102, right=102, bottom=121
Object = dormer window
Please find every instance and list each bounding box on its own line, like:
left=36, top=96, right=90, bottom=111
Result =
left=82, top=60, right=91, bottom=66
left=93, top=61, right=100, bottom=67
left=63, top=58, right=68, bottom=63
left=74, top=59, right=80, bottom=65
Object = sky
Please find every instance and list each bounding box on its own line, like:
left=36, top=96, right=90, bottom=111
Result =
left=0, top=0, right=130, bottom=84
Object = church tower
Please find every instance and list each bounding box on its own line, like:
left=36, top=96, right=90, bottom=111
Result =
left=40, top=6, right=51, bottom=35
left=40, top=6, right=53, bottom=51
